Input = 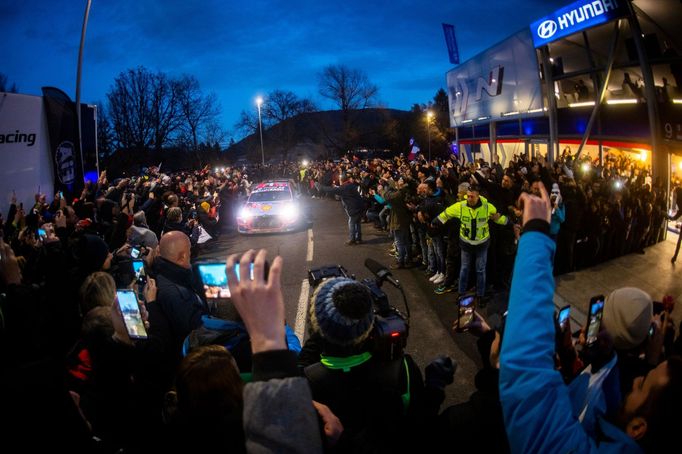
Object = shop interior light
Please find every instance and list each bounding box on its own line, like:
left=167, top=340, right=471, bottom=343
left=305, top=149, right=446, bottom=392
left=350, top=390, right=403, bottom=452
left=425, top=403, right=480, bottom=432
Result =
left=678, top=161, right=682, bottom=170
left=581, top=162, right=590, bottom=172
left=569, top=101, right=596, bottom=108
left=527, top=107, right=548, bottom=113
left=503, top=111, right=520, bottom=117
left=673, top=99, right=682, bottom=104
left=638, top=149, right=647, bottom=162
left=606, top=99, right=638, bottom=105
left=477, top=116, right=489, bottom=121
left=461, top=119, right=473, bottom=124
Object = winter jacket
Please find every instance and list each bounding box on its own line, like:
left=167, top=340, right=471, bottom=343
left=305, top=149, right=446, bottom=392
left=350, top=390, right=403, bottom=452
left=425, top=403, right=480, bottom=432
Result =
left=320, top=181, right=366, bottom=217
left=499, top=227, right=641, bottom=453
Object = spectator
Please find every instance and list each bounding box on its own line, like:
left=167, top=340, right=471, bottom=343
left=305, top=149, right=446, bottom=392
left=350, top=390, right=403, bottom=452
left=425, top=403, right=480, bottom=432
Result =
left=500, top=185, right=682, bottom=452
left=127, top=211, right=159, bottom=249
left=162, top=345, right=246, bottom=452
left=147, top=231, right=208, bottom=387
left=320, top=173, right=366, bottom=245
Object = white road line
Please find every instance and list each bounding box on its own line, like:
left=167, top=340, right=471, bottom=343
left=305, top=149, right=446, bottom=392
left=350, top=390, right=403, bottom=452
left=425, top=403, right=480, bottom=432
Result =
left=306, top=228, right=314, bottom=262
left=294, top=278, right=311, bottom=342
left=295, top=227, right=314, bottom=342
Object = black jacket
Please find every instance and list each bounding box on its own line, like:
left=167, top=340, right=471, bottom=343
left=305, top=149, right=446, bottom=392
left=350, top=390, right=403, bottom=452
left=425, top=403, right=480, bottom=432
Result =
left=148, top=258, right=207, bottom=366
left=321, top=181, right=367, bottom=217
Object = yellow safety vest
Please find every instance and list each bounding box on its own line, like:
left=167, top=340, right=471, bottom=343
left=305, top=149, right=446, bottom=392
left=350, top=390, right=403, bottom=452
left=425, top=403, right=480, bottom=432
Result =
left=437, top=197, right=506, bottom=245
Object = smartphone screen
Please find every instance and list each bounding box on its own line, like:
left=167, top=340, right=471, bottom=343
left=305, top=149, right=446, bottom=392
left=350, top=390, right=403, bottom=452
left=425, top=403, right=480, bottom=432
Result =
left=197, top=262, right=256, bottom=299
left=116, top=289, right=148, bottom=339
left=557, top=305, right=570, bottom=332
left=130, top=247, right=140, bottom=259
left=132, top=259, right=146, bottom=285
left=37, top=228, right=47, bottom=239
left=586, top=296, right=605, bottom=346
left=457, top=295, right=475, bottom=330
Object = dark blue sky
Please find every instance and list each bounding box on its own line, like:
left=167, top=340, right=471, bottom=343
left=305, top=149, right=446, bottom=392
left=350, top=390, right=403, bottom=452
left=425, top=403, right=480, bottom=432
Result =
left=2, top=0, right=567, bottom=141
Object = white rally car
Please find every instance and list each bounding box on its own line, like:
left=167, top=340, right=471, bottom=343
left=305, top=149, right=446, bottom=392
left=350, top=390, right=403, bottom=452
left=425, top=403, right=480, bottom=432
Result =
left=237, top=180, right=302, bottom=233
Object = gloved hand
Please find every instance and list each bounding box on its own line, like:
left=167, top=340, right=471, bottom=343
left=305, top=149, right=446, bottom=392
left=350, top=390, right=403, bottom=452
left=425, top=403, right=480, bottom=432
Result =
left=425, top=355, right=456, bottom=390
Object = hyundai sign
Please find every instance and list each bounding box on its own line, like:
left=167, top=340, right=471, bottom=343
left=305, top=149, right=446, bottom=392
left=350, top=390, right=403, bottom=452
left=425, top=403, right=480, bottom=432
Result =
left=530, top=0, right=628, bottom=48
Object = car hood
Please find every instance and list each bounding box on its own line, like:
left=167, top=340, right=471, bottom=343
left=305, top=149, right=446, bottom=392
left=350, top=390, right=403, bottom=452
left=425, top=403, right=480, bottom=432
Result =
left=242, top=201, right=292, bottom=215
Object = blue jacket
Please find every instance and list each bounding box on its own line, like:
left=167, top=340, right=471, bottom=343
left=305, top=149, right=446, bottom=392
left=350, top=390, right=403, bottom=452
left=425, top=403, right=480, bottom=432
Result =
left=499, top=231, right=641, bottom=453
left=550, top=204, right=565, bottom=236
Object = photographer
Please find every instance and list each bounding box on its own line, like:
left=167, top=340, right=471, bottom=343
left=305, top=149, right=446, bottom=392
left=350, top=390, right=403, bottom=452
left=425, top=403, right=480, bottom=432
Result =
left=299, top=276, right=453, bottom=452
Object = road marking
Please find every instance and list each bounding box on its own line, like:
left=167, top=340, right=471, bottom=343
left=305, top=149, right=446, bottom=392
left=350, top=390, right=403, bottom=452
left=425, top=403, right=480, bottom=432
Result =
left=295, top=278, right=310, bottom=342
left=295, top=227, right=314, bottom=342
left=306, top=228, right=314, bottom=262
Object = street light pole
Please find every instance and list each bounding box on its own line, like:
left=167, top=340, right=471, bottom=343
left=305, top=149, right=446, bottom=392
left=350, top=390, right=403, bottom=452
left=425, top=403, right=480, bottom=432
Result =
left=427, top=111, right=433, bottom=162
left=256, top=97, right=265, bottom=166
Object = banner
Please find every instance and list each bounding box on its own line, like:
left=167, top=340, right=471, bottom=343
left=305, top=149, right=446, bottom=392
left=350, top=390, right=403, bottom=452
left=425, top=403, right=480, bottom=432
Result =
left=442, top=23, right=460, bottom=65
left=0, top=93, right=54, bottom=209
left=42, top=87, right=84, bottom=197
left=446, top=29, right=543, bottom=127
left=530, top=0, right=628, bottom=48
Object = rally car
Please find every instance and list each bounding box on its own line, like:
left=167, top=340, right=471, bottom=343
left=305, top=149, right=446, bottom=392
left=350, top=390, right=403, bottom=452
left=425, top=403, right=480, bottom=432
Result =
left=237, top=180, right=303, bottom=233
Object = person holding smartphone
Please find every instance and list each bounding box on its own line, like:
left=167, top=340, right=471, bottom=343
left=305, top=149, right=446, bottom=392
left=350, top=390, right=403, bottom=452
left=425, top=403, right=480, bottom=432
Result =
left=500, top=183, right=682, bottom=453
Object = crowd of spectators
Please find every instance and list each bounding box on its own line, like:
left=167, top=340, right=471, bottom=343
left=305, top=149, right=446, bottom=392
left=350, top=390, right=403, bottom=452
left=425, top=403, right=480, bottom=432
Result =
left=0, top=149, right=680, bottom=453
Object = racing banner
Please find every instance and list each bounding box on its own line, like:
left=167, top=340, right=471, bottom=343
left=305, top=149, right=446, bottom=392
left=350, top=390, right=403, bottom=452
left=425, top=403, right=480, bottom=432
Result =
left=41, top=86, right=84, bottom=197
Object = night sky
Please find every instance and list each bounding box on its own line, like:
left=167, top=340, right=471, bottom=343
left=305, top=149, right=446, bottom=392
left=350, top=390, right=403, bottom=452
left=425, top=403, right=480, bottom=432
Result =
left=2, top=0, right=568, bottom=141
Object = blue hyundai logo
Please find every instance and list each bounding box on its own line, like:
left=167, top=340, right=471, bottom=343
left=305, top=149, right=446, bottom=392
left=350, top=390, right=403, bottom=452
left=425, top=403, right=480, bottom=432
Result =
left=537, top=20, right=558, bottom=39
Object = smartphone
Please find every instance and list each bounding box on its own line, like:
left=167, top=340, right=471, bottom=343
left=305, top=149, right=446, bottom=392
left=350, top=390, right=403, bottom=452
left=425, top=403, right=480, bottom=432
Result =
left=116, top=289, right=148, bottom=339
left=37, top=228, right=47, bottom=240
left=557, top=305, right=571, bottom=332
left=130, top=247, right=141, bottom=259
left=585, top=295, right=605, bottom=346
left=456, top=295, right=476, bottom=332
left=196, top=261, right=266, bottom=299
left=132, top=259, right=146, bottom=286
left=59, top=191, right=64, bottom=199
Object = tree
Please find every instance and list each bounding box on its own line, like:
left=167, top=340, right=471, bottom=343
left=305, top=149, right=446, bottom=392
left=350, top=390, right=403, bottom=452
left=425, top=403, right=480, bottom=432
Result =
left=176, top=75, right=221, bottom=166
left=234, top=89, right=317, bottom=162
left=0, top=73, right=18, bottom=93
left=95, top=102, right=114, bottom=162
left=106, top=66, right=182, bottom=153
left=318, top=64, right=378, bottom=153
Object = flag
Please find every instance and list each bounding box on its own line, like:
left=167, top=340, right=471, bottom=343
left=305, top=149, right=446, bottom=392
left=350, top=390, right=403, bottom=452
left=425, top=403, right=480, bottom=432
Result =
left=42, top=87, right=84, bottom=197
left=442, top=23, right=459, bottom=65
left=408, top=138, right=420, bottom=161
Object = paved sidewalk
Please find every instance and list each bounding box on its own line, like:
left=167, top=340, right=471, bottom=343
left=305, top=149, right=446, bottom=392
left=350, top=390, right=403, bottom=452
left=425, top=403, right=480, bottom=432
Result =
left=554, top=232, right=682, bottom=330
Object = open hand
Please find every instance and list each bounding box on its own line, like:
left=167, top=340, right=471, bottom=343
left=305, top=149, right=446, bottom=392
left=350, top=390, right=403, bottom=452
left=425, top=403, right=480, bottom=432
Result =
left=226, top=249, right=285, bottom=353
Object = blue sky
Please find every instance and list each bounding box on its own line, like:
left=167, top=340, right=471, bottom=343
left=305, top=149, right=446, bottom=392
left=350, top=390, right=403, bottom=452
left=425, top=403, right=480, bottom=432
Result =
left=2, top=0, right=567, bottom=141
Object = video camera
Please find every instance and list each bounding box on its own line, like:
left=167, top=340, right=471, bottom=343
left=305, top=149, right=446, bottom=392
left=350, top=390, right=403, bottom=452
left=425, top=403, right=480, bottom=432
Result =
left=308, top=260, right=410, bottom=361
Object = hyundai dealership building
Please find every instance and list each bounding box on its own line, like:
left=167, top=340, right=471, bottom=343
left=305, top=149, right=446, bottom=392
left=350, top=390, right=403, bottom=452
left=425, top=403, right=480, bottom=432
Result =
left=447, top=0, right=681, bottom=191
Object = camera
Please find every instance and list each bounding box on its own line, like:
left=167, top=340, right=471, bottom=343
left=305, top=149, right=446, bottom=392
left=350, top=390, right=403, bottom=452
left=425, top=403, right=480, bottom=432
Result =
left=308, top=264, right=409, bottom=361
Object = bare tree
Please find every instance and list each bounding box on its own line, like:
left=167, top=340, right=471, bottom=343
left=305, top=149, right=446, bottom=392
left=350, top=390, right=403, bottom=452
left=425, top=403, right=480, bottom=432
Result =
left=318, top=64, right=378, bottom=152
left=106, top=66, right=182, bottom=153
left=176, top=75, right=221, bottom=164
left=95, top=102, right=114, bottom=160
left=0, top=73, right=18, bottom=93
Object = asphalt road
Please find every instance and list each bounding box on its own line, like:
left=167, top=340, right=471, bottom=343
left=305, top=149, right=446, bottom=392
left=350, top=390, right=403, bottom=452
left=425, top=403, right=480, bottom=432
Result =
left=197, top=196, right=481, bottom=407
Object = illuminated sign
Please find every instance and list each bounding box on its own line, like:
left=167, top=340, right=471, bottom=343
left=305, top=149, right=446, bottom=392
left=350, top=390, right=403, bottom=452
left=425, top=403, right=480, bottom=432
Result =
left=446, top=29, right=543, bottom=126
left=530, top=0, right=628, bottom=47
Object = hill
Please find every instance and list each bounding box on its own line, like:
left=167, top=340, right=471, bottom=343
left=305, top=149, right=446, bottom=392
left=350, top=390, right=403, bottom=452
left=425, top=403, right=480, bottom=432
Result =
left=226, top=107, right=419, bottom=163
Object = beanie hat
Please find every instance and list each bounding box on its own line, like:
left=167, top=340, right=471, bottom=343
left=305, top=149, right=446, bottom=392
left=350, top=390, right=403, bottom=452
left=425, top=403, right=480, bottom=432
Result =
left=309, top=277, right=375, bottom=346
left=77, top=234, right=110, bottom=272
left=603, top=287, right=653, bottom=350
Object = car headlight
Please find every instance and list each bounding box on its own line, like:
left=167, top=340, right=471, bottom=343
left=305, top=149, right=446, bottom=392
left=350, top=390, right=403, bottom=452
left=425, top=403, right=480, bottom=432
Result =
left=238, top=207, right=253, bottom=220
left=283, top=203, right=299, bottom=222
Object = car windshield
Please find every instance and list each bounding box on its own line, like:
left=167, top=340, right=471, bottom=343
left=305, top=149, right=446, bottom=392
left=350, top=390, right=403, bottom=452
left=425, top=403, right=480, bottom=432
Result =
left=248, top=190, right=291, bottom=202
